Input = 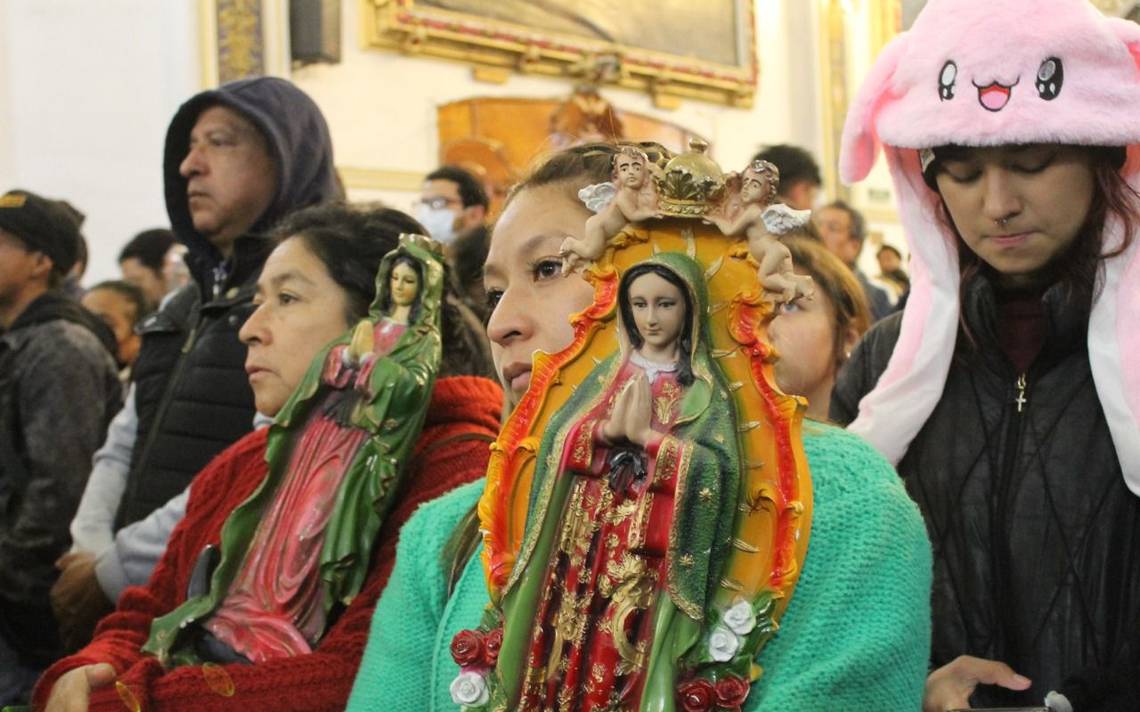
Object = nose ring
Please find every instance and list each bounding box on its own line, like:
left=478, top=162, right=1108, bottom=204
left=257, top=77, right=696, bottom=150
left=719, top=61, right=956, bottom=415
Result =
left=996, top=216, right=1010, bottom=227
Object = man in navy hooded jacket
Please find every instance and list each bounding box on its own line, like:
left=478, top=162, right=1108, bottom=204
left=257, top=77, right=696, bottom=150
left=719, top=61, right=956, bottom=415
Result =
left=120, top=78, right=338, bottom=527
left=52, top=78, right=340, bottom=653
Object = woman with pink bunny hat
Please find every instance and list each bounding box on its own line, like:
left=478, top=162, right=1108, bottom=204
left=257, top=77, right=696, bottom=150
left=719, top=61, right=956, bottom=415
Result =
left=831, top=0, right=1140, bottom=710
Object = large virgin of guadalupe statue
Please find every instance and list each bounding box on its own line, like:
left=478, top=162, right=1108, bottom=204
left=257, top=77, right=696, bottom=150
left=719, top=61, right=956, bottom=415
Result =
left=492, top=254, right=741, bottom=710
left=145, top=235, right=444, bottom=666
left=460, top=143, right=813, bottom=712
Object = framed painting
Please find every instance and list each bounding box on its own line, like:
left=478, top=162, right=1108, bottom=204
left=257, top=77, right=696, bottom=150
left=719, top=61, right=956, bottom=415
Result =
left=197, top=0, right=293, bottom=87
left=360, top=0, right=759, bottom=108
left=878, top=0, right=1137, bottom=45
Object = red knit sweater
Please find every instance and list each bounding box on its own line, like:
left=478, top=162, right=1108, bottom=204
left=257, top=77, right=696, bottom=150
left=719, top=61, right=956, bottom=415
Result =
left=33, top=376, right=502, bottom=712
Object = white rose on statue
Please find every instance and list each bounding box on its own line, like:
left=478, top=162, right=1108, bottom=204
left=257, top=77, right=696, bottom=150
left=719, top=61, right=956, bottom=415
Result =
left=722, top=599, right=757, bottom=635
left=450, top=670, right=489, bottom=707
left=708, top=624, right=741, bottom=662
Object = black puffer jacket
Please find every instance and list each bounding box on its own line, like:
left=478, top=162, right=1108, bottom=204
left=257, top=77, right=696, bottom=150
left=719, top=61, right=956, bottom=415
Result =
left=832, top=275, right=1140, bottom=711
left=115, top=77, right=339, bottom=529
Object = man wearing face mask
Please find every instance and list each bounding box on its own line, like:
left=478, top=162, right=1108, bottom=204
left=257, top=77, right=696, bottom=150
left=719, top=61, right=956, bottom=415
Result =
left=416, top=166, right=490, bottom=310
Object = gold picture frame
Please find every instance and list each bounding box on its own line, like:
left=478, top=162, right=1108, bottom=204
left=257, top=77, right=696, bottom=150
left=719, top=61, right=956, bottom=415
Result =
left=197, top=0, right=290, bottom=88
left=875, top=0, right=1136, bottom=50
left=359, top=0, right=759, bottom=108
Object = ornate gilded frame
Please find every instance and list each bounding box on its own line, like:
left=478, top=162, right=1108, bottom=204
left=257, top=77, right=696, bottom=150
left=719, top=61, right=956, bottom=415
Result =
left=873, top=0, right=1137, bottom=49
left=359, top=0, right=759, bottom=108
left=197, top=0, right=291, bottom=88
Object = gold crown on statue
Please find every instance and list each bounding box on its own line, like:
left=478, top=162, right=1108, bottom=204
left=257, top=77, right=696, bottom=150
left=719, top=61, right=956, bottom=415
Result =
left=398, top=232, right=445, bottom=257
left=653, top=138, right=727, bottom=218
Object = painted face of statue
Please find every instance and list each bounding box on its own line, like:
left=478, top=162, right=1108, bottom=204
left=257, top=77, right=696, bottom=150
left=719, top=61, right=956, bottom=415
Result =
left=389, top=260, right=420, bottom=308
left=615, top=154, right=647, bottom=188
left=739, top=172, right=770, bottom=205
left=627, top=271, right=685, bottom=358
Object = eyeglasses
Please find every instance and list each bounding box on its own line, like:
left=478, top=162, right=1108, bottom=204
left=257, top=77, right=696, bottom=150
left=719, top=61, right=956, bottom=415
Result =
left=414, top=196, right=462, bottom=211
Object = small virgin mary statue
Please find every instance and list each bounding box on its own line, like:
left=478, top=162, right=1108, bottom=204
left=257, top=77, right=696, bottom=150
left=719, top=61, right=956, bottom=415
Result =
left=145, top=235, right=444, bottom=666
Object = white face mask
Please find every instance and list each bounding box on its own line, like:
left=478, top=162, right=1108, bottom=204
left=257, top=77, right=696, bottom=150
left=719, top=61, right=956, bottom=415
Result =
left=415, top=204, right=459, bottom=244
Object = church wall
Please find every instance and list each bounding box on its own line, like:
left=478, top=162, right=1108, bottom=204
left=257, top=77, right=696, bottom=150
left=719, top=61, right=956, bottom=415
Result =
left=0, top=0, right=199, bottom=283
left=292, top=0, right=824, bottom=211
left=3, top=0, right=891, bottom=283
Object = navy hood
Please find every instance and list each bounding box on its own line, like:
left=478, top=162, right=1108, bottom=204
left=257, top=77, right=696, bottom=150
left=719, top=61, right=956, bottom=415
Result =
left=162, top=77, right=339, bottom=278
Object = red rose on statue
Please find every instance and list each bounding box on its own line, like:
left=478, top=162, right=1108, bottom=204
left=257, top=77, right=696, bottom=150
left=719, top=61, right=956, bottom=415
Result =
left=677, top=677, right=716, bottom=712
left=714, top=675, right=750, bottom=709
left=450, top=629, right=485, bottom=667
left=482, top=627, right=503, bottom=666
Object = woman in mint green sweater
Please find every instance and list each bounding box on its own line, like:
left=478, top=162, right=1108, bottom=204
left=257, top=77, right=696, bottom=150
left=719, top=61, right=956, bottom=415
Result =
left=348, top=144, right=932, bottom=711
left=350, top=424, right=930, bottom=711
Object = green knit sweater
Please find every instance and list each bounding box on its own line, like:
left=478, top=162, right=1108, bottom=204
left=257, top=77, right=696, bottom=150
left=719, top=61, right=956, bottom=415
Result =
left=347, top=424, right=932, bottom=711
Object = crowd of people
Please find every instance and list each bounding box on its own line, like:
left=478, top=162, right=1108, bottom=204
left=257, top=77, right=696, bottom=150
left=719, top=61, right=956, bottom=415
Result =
left=0, top=0, right=1137, bottom=710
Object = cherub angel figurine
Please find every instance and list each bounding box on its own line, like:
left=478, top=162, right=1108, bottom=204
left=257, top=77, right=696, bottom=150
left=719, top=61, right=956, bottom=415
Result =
left=560, top=145, right=661, bottom=274
left=708, top=160, right=814, bottom=302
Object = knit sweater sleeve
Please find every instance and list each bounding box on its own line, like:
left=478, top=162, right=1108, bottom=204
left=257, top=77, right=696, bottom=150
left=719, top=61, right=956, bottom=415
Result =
left=346, top=479, right=486, bottom=712
left=34, top=404, right=495, bottom=712
left=31, top=431, right=270, bottom=710
left=92, top=422, right=493, bottom=712
left=747, top=424, right=932, bottom=710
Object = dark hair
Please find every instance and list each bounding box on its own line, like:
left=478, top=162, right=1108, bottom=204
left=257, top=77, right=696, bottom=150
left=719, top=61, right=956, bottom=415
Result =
left=275, top=205, right=418, bottom=324
left=72, top=232, right=88, bottom=274
left=877, top=244, right=902, bottom=260
left=426, top=165, right=489, bottom=210
left=450, top=225, right=490, bottom=316
left=783, top=237, right=872, bottom=371
left=618, top=262, right=695, bottom=386
left=751, top=144, right=822, bottom=190
left=273, top=203, right=495, bottom=378
left=933, top=145, right=1139, bottom=322
left=821, top=200, right=867, bottom=244
left=507, top=141, right=673, bottom=207
left=86, top=279, right=149, bottom=325
left=119, top=228, right=176, bottom=272
left=378, top=254, right=424, bottom=324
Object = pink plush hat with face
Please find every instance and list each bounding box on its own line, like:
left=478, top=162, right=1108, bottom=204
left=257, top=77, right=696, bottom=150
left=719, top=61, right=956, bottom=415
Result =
left=840, top=0, right=1140, bottom=493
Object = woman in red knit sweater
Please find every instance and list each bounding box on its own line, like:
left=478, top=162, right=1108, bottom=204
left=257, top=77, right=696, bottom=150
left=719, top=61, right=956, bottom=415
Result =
left=35, top=205, right=501, bottom=712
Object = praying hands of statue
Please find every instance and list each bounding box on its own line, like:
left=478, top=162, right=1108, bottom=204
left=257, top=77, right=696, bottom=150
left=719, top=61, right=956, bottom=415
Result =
left=601, top=370, right=655, bottom=448
left=345, top=319, right=374, bottom=365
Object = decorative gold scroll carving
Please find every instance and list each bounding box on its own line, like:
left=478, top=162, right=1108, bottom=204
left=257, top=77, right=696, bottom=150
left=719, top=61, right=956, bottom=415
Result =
left=216, top=0, right=265, bottom=83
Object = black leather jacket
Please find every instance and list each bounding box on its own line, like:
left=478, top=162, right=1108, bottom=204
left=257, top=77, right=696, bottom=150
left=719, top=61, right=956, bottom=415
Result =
left=832, top=276, right=1140, bottom=711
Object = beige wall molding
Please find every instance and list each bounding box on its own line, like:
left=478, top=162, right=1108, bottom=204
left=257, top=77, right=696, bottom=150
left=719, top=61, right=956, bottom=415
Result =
left=817, top=0, right=851, bottom=202
left=339, top=166, right=426, bottom=191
